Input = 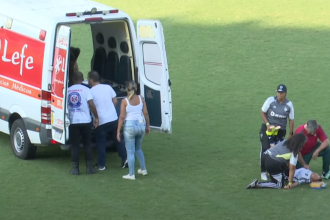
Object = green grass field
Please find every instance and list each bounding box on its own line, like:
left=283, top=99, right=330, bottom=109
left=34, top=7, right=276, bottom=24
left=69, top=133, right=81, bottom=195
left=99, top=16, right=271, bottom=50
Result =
left=1, top=0, right=330, bottom=219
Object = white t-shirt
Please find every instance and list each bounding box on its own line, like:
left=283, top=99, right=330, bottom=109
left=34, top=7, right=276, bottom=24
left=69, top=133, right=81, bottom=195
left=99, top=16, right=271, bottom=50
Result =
left=294, top=168, right=312, bottom=184
left=67, top=84, right=93, bottom=124
left=90, top=84, right=118, bottom=126
left=289, top=153, right=298, bottom=166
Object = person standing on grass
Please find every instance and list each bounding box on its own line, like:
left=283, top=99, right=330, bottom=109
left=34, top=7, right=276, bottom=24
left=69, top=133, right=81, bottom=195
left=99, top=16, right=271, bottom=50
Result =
left=246, top=133, right=307, bottom=189
left=67, top=71, right=98, bottom=175
left=259, top=84, right=295, bottom=181
left=117, top=80, right=150, bottom=180
left=295, top=119, right=330, bottom=178
left=87, top=71, right=128, bottom=171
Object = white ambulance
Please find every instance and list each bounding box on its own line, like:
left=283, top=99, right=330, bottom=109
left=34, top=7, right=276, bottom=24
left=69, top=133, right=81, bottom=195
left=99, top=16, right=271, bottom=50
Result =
left=0, top=0, right=172, bottom=159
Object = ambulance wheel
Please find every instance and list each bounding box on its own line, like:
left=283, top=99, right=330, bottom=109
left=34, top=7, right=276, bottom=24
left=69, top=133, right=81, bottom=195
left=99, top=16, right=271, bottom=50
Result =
left=10, top=119, right=37, bottom=160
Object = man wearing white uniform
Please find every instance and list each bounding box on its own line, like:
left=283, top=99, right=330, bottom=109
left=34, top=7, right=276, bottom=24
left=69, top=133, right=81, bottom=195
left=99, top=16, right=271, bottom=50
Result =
left=87, top=71, right=127, bottom=170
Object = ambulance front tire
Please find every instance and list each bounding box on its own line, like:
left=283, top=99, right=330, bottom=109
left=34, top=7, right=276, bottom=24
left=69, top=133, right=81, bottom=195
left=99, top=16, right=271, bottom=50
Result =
left=10, top=119, right=37, bottom=160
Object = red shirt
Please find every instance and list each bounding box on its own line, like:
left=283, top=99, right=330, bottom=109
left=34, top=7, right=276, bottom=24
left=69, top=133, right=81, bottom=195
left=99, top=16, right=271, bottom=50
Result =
left=295, top=124, right=328, bottom=155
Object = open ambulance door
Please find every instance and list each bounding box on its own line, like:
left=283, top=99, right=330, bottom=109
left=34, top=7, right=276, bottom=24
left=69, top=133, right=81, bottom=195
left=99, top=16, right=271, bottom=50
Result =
left=137, top=20, right=172, bottom=134
left=51, top=25, right=71, bottom=144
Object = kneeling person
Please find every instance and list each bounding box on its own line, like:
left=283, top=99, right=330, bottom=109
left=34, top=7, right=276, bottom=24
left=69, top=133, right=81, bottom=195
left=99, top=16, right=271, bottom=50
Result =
left=246, top=133, right=307, bottom=189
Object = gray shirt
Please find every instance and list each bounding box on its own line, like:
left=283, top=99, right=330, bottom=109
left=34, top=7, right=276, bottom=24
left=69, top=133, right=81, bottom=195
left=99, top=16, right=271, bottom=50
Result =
left=261, top=96, right=294, bottom=129
left=266, top=140, right=298, bottom=166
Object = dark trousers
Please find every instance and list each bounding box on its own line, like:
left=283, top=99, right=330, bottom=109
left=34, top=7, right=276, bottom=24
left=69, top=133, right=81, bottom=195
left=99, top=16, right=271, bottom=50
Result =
left=296, top=142, right=330, bottom=174
left=69, top=122, right=93, bottom=163
left=259, top=123, right=286, bottom=172
left=95, top=120, right=127, bottom=168
left=258, top=154, right=286, bottom=189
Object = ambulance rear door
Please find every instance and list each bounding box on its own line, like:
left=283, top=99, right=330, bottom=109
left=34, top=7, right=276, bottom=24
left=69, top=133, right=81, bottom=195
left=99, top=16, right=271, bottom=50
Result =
left=137, top=20, right=172, bottom=133
left=50, top=25, right=71, bottom=144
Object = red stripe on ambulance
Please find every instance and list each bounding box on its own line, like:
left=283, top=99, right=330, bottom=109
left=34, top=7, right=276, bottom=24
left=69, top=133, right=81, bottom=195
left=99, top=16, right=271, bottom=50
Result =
left=144, top=61, right=162, bottom=66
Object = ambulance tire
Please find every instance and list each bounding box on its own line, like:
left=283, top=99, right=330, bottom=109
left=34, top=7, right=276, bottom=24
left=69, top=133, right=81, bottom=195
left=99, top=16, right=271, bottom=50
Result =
left=10, top=119, right=37, bottom=160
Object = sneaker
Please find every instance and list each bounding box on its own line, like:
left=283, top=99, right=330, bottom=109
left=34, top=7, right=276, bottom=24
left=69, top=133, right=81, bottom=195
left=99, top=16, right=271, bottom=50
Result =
left=246, top=178, right=258, bottom=189
left=94, top=164, right=106, bottom=171
left=121, top=160, right=128, bottom=169
left=261, top=172, right=268, bottom=181
left=322, top=171, right=330, bottom=179
left=138, top=169, right=148, bottom=176
left=123, top=174, right=136, bottom=180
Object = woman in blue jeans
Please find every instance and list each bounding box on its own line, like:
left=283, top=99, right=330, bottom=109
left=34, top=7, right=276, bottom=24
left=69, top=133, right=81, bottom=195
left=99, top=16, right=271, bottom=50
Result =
left=117, top=80, right=150, bottom=180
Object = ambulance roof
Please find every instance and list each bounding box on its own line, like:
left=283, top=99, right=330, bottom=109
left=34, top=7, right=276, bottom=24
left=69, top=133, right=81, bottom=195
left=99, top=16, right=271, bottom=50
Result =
left=0, top=0, right=120, bottom=30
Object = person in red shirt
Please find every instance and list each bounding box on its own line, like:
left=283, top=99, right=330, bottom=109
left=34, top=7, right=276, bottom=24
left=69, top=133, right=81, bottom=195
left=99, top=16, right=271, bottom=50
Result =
left=295, top=119, right=330, bottom=177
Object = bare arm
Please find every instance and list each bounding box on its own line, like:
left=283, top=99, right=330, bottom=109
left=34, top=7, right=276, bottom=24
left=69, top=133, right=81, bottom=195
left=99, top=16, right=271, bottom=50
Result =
left=314, top=139, right=329, bottom=157
left=284, top=181, right=299, bottom=189
left=88, top=100, right=99, bottom=127
left=112, top=97, right=118, bottom=107
left=298, top=153, right=308, bottom=168
left=261, top=111, right=272, bottom=131
left=289, top=119, right=294, bottom=137
left=88, top=100, right=98, bottom=119
left=287, top=163, right=296, bottom=189
left=261, top=111, right=268, bottom=124
left=117, top=99, right=127, bottom=135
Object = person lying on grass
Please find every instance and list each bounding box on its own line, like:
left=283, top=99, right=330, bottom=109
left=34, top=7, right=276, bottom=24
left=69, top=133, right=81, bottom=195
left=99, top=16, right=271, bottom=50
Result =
left=282, top=167, right=322, bottom=189
left=247, top=167, right=322, bottom=189
left=246, top=133, right=307, bottom=189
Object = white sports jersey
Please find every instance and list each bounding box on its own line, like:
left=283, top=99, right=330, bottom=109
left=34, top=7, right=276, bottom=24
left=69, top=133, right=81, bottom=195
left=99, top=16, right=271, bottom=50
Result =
left=294, top=168, right=312, bottom=184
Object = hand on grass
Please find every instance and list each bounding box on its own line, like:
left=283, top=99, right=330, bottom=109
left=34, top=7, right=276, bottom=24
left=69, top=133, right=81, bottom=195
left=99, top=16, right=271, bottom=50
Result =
left=284, top=185, right=291, bottom=189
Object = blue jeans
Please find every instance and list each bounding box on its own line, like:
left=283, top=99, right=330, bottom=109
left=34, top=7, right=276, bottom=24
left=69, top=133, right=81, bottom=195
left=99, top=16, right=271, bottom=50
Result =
left=95, top=120, right=127, bottom=168
left=124, top=120, right=146, bottom=175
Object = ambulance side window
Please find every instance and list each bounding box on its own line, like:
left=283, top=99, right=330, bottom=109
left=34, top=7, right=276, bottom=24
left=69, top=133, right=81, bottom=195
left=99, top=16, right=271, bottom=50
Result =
left=142, top=43, right=163, bottom=85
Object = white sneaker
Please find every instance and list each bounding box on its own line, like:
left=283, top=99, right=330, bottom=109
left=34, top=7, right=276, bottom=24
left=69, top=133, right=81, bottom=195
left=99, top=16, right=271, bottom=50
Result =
left=261, top=172, right=268, bottom=181
left=138, top=169, right=148, bottom=176
left=123, top=174, right=136, bottom=180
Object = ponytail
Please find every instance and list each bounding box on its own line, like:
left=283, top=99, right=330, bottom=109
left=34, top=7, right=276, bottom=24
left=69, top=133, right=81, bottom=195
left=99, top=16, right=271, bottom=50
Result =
left=126, top=80, right=137, bottom=100
left=127, top=89, right=135, bottom=100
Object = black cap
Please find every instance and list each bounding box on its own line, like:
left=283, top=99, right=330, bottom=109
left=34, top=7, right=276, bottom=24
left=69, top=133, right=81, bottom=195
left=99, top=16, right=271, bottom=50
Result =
left=276, top=84, right=287, bottom=93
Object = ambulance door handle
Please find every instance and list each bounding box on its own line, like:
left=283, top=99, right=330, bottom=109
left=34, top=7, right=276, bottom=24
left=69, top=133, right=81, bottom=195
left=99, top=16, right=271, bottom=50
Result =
left=52, top=99, right=54, bottom=102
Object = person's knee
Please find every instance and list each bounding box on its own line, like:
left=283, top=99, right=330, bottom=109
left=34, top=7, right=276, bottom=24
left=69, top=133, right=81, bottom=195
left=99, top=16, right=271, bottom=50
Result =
left=127, top=150, right=135, bottom=156
left=324, top=146, right=330, bottom=153
left=322, top=146, right=330, bottom=157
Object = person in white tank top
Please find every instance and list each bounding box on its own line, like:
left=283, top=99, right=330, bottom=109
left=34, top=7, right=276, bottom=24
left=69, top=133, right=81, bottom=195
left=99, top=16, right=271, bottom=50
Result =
left=117, top=80, right=150, bottom=180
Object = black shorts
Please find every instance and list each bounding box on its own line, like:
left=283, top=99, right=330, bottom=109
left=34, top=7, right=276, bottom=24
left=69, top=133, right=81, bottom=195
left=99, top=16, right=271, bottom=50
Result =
left=264, top=154, right=287, bottom=175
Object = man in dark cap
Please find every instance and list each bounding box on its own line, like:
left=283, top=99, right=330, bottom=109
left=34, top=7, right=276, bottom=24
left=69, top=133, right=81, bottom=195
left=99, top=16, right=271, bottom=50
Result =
left=259, top=84, right=295, bottom=180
